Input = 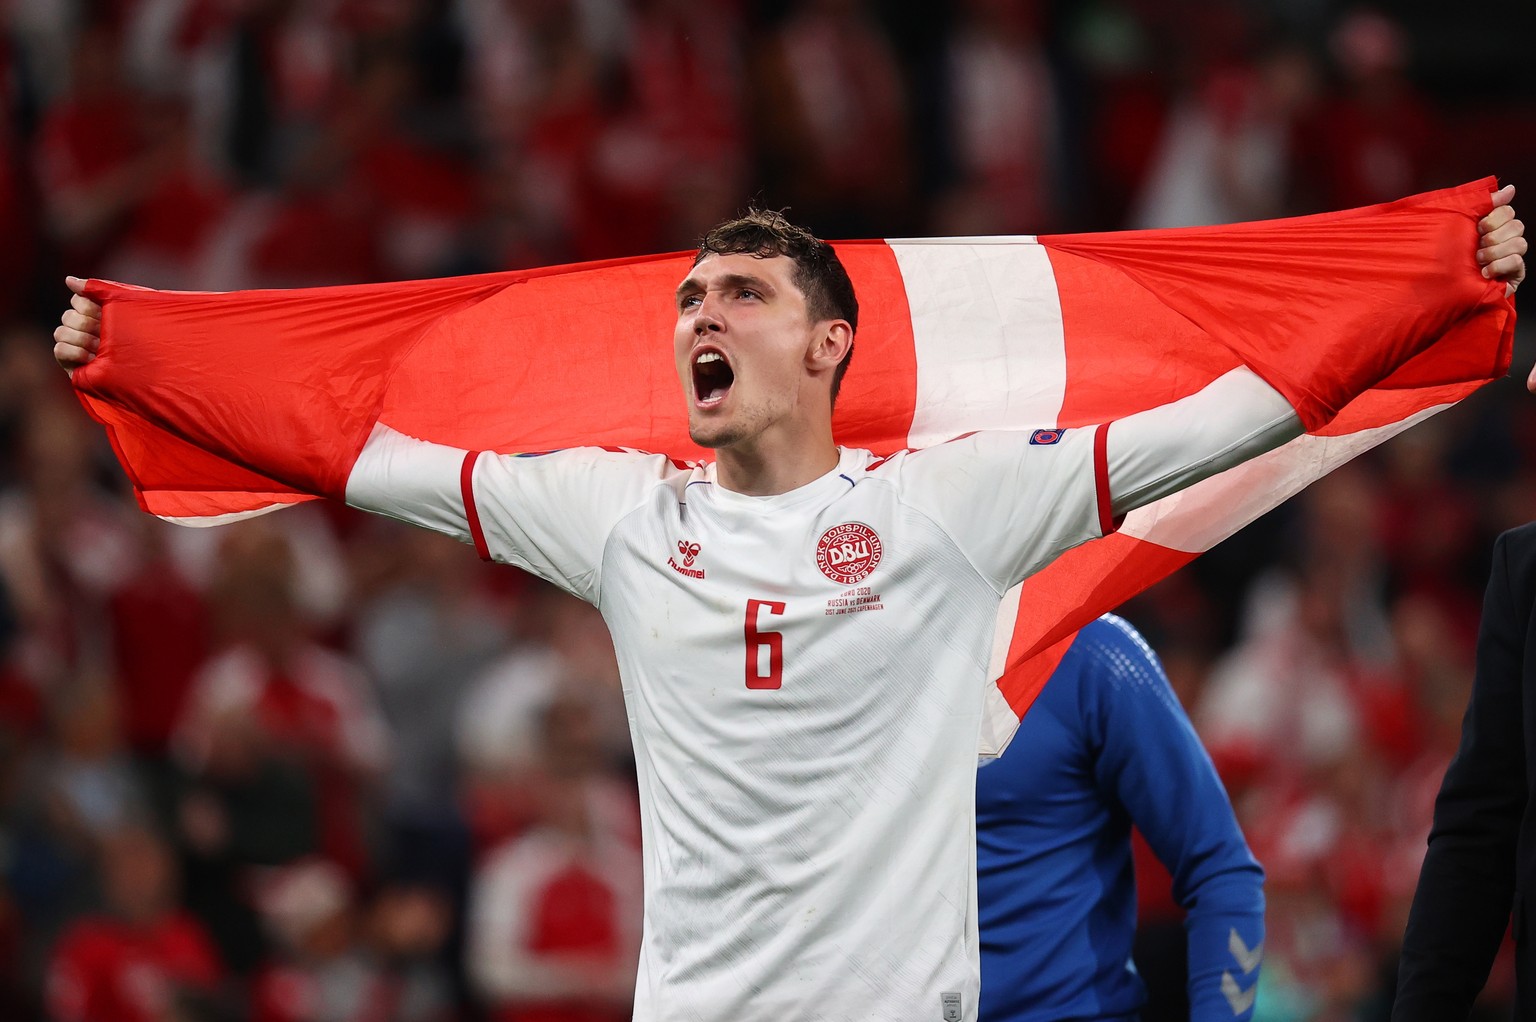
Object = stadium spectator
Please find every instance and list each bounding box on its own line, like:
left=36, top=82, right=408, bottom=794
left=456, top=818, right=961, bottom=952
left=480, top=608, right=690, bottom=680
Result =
left=39, top=682, right=148, bottom=847
left=351, top=522, right=505, bottom=890
left=106, top=518, right=210, bottom=760
left=456, top=583, right=628, bottom=854
left=750, top=0, right=912, bottom=237
left=927, top=0, right=1067, bottom=236
left=248, top=859, right=454, bottom=1022
left=1131, top=40, right=1318, bottom=228
left=174, top=523, right=389, bottom=881
left=1297, top=11, right=1439, bottom=212
left=466, top=692, right=641, bottom=1022
left=0, top=396, right=139, bottom=689
left=1197, top=469, right=1394, bottom=782
left=45, top=824, right=224, bottom=1022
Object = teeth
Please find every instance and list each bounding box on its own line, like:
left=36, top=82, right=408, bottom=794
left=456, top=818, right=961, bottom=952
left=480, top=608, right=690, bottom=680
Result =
left=696, top=352, right=723, bottom=365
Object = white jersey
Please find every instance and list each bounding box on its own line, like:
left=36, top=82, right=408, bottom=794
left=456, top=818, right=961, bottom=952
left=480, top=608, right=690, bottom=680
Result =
left=346, top=367, right=1300, bottom=1022
left=354, top=426, right=1106, bottom=1021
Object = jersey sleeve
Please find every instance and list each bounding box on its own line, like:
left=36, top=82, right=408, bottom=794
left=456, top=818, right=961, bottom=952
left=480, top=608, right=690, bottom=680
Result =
left=344, top=424, right=679, bottom=602
left=895, top=367, right=1300, bottom=592
left=1079, top=617, right=1265, bottom=1022
left=1103, top=367, right=1299, bottom=517
left=893, top=427, right=1110, bottom=593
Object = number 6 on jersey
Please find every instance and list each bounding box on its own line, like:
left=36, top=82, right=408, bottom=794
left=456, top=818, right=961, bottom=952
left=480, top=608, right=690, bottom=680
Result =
left=744, top=599, right=786, bottom=689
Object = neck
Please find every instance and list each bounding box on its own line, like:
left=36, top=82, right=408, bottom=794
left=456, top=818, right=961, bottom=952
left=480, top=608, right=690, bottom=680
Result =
left=714, top=423, right=840, bottom=496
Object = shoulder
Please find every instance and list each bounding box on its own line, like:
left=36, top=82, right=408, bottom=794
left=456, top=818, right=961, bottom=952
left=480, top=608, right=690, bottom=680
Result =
left=1493, top=521, right=1536, bottom=565
left=1488, top=522, right=1536, bottom=621
left=1068, top=615, right=1177, bottom=705
left=503, top=445, right=698, bottom=477
left=863, top=429, right=1091, bottom=490
left=490, top=445, right=701, bottom=497
left=1027, top=617, right=1153, bottom=717
left=1071, top=615, right=1160, bottom=676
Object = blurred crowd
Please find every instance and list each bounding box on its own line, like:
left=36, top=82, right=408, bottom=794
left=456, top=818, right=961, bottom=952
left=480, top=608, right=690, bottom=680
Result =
left=1, top=0, right=1534, bottom=1019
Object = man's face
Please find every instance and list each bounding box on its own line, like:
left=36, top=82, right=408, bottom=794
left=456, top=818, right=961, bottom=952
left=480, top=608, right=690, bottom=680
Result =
left=673, top=252, right=822, bottom=449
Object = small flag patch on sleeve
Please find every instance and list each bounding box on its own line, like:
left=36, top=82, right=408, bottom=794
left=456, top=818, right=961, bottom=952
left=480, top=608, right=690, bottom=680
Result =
left=1029, top=429, right=1065, bottom=446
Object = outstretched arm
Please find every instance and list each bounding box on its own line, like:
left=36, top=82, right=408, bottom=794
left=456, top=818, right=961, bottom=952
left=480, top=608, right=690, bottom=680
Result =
left=1106, top=186, right=1527, bottom=517
left=52, top=282, right=673, bottom=603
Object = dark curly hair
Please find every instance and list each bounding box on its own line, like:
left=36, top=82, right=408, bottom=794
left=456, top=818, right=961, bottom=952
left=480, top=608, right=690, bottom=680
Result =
left=695, top=209, right=858, bottom=403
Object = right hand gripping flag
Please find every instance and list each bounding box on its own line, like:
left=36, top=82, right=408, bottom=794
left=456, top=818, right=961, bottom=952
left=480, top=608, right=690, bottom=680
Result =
left=70, top=179, right=1516, bottom=755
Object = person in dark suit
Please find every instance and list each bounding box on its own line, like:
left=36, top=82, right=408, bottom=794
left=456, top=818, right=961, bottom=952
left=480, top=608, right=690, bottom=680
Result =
left=1396, top=521, right=1536, bottom=1019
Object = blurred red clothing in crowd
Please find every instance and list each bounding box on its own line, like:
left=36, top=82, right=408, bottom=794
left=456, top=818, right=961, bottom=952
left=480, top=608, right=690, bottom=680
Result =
left=46, top=827, right=224, bottom=1022
left=47, top=914, right=223, bottom=1022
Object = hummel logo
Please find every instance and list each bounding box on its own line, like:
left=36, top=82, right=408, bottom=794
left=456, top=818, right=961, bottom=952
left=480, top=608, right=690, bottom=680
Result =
left=1221, top=930, right=1262, bottom=1016
left=1229, top=930, right=1263, bottom=974
left=668, top=540, right=705, bottom=580
left=1221, top=972, right=1257, bottom=1015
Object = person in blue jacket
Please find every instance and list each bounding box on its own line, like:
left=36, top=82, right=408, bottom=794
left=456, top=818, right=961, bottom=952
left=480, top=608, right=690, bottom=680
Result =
left=977, top=614, right=1265, bottom=1022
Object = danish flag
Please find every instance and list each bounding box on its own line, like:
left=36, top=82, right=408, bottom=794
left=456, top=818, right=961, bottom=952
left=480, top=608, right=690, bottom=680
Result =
left=69, top=179, right=1516, bottom=754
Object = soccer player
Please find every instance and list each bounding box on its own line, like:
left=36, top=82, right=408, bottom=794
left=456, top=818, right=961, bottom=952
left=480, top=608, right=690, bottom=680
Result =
left=53, top=196, right=1526, bottom=1021
left=976, top=615, right=1263, bottom=1022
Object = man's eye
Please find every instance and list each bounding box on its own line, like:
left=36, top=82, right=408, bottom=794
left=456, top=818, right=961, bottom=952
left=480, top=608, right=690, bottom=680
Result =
left=737, top=289, right=759, bottom=300
left=680, top=295, right=702, bottom=308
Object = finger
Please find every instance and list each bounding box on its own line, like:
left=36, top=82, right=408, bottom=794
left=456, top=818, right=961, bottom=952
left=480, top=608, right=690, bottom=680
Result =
left=1483, top=255, right=1528, bottom=284
left=53, top=324, right=100, bottom=352
left=60, top=309, right=101, bottom=336
left=1483, top=253, right=1526, bottom=280
left=65, top=275, right=89, bottom=295
left=1480, top=204, right=1515, bottom=233
left=52, top=341, right=95, bottom=369
left=69, top=292, right=102, bottom=321
left=1478, top=238, right=1529, bottom=267
left=1481, top=218, right=1525, bottom=247
left=1490, top=183, right=1516, bottom=210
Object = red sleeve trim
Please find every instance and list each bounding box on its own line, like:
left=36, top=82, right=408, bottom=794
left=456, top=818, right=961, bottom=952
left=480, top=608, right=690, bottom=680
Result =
left=1093, top=422, right=1117, bottom=536
left=460, top=451, right=491, bottom=561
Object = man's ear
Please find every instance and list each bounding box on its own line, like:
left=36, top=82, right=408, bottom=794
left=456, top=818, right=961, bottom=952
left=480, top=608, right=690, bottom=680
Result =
left=807, top=320, right=853, bottom=374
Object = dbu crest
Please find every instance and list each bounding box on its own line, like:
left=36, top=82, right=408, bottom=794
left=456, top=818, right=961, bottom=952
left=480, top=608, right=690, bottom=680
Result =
left=677, top=541, right=702, bottom=568
left=815, top=522, right=883, bottom=586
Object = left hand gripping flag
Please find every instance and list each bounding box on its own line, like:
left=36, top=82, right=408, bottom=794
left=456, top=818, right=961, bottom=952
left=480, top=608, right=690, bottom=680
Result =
left=71, top=179, right=1516, bottom=754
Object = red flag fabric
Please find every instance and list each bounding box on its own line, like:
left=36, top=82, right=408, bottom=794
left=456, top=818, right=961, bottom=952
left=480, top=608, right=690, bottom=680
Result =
left=71, top=179, right=1516, bottom=752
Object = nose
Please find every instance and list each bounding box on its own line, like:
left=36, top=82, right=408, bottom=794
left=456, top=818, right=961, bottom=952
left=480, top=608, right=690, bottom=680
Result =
left=693, top=291, right=724, bottom=334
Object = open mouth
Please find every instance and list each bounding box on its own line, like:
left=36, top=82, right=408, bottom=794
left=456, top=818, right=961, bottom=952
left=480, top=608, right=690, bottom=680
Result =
left=692, top=349, right=735, bottom=406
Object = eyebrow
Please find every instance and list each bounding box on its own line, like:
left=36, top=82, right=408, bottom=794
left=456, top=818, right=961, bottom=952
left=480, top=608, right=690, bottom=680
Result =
left=674, top=272, right=777, bottom=306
